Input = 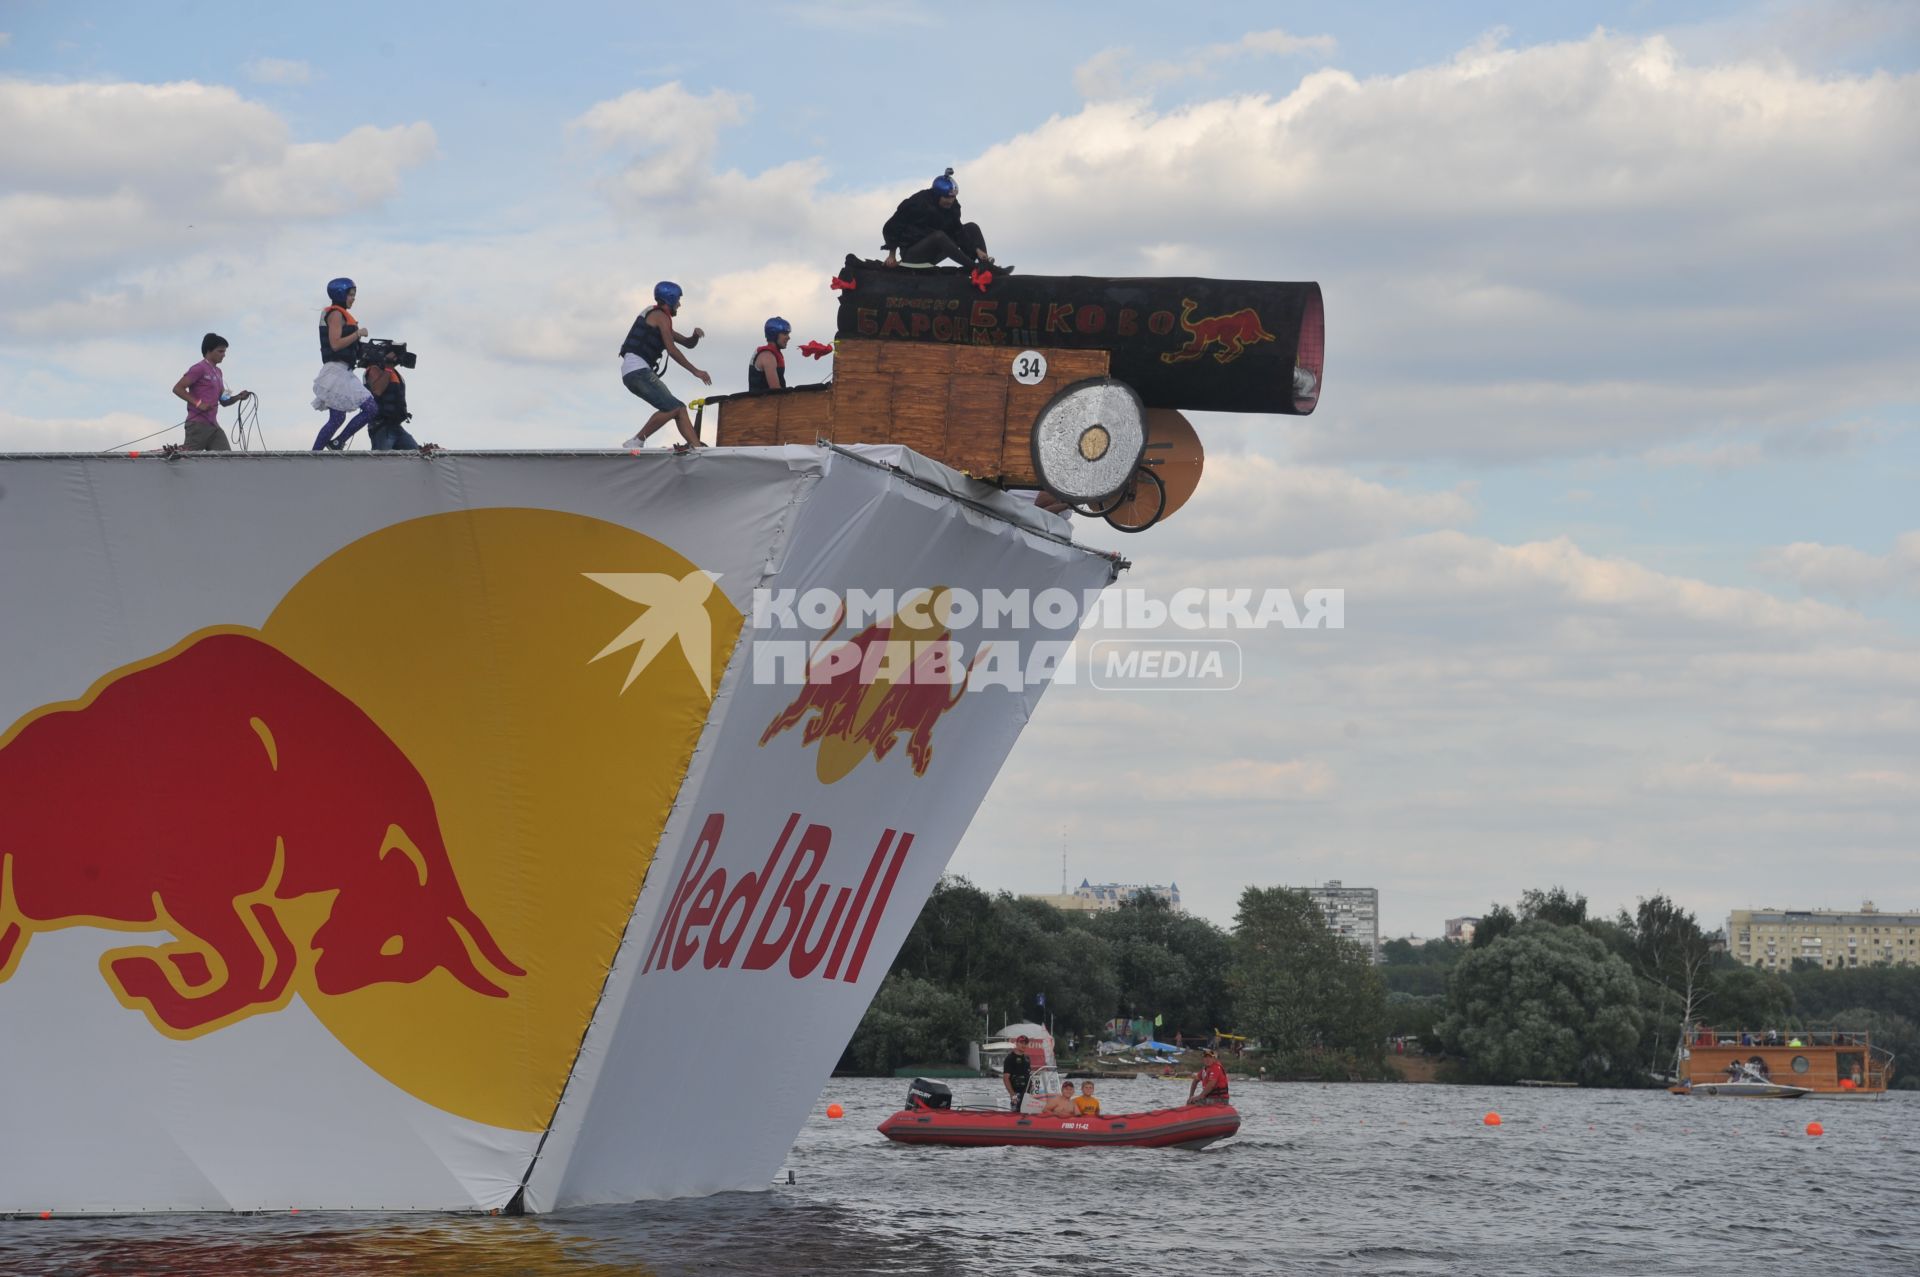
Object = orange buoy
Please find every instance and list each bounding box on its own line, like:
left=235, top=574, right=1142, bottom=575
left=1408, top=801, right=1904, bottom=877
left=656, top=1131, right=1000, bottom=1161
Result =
left=1806, top=1121, right=1824, bottom=1137
left=1483, top=1112, right=1502, bottom=1126
left=826, top=1103, right=844, bottom=1119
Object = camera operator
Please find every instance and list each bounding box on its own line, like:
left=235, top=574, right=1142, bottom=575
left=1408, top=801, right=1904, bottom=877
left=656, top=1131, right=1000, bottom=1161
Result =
left=362, top=346, right=420, bottom=451
left=311, top=277, right=379, bottom=450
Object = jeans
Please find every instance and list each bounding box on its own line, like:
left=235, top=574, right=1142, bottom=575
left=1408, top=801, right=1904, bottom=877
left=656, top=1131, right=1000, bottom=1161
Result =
left=370, top=421, right=419, bottom=451
left=901, top=222, right=989, bottom=267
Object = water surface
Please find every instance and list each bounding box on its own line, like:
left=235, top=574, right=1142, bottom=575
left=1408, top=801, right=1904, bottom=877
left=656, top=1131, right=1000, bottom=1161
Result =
left=5, top=1077, right=1913, bottom=1275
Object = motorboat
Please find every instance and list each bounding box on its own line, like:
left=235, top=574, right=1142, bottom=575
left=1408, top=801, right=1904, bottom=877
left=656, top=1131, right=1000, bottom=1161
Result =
left=1671, top=1062, right=1810, bottom=1099
left=878, top=1078, right=1239, bottom=1150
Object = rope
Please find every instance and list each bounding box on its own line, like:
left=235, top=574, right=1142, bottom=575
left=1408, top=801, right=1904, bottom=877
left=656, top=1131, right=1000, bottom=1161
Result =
left=102, top=419, right=189, bottom=453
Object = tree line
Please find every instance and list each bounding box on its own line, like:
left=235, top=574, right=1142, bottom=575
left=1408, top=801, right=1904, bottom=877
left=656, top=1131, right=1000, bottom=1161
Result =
left=1396, top=887, right=1920, bottom=1088
left=843, top=878, right=1920, bottom=1089
left=838, top=877, right=1387, bottom=1078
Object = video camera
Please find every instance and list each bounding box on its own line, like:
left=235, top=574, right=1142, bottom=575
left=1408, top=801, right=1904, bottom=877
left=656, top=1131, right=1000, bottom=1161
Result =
left=355, top=338, right=418, bottom=370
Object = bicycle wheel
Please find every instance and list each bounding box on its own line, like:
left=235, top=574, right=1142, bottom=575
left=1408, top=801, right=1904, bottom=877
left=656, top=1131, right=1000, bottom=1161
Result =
left=1104, top=467, right=1167, bottom=533
left=1068, top=489, right=1126, bottom=518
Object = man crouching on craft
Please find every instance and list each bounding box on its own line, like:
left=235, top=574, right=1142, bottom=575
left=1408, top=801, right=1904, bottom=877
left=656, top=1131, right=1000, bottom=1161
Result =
left=1002, top=1034, right=1034, bottom=1112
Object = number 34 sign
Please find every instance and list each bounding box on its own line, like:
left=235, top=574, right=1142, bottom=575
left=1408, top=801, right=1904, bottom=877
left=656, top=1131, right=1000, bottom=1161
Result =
left=1011, top=351, right=1048, bottom=386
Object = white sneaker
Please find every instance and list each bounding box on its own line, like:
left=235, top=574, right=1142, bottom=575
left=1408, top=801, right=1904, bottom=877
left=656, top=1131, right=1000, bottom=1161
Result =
left=620, top=433, right=645, bottom=450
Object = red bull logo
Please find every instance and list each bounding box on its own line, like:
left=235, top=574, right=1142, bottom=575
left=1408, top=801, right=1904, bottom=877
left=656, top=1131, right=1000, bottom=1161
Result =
left=0, top=630, right=523, bottom=1038
left=1160, top=298, right=1275, bottom=365
left=759, top=591, right=980, bottom=784
left=640, top=811, right=911, bottom=983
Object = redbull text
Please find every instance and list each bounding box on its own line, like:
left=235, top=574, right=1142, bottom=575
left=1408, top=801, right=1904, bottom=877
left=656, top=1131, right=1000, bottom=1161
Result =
left=640, top=812, right=911, bottom=984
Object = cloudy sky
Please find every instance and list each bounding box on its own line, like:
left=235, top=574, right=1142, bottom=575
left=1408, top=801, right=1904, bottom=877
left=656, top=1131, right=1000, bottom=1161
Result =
left=4, top=2, right=1916, bottom=938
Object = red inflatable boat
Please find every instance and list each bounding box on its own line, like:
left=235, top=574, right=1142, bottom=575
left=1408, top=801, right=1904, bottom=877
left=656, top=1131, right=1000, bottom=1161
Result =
left=878, top=1101, right=1240, bottom=1150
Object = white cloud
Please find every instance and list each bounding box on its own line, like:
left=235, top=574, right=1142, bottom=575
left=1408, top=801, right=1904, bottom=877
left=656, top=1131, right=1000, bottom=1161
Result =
left=1074, top=27, right=1336, bottom=101
left=0, top=80, right=435, bottom=310
left=245, top=58, right=313, bottom=85
left=1758, top=532, right=1920, bottom=601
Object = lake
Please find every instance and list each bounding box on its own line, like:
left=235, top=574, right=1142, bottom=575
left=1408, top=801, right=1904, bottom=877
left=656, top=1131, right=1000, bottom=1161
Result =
left=4, top=1076, right=1914, bottom=1275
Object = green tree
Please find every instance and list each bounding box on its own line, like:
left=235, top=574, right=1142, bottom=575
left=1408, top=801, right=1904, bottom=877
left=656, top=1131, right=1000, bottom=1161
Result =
left=1436, top=921, right=1645, bottom=1084
left=840, top=973, right=979, bottom=1074
left=1709, top=964, right=1794, bottom=1029
left=1823, top=1006, right=1920, bottom=1091
left=1472, top=904, right=1517, bottom=949
left=1229, top=887, right=1385, bottom=1061
left=1623, top=894, right=1714, bottom=1074
left=1087, top=894, right=1234, bottom=1037
left=1519, top=886, right=1589, bottom=929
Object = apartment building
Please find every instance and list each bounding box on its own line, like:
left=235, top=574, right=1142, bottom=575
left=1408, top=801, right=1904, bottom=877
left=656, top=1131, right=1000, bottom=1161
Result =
left=1728, top=902, right=1920, bottom=971
left=1301, top=880, right=1381, bottom=963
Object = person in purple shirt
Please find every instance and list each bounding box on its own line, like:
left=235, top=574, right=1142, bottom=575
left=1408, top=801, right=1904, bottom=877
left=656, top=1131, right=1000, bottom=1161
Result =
left=171, top=332, right=252, bottom=451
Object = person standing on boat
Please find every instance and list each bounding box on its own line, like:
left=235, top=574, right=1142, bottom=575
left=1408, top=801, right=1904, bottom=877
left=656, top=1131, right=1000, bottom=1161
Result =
left=1189, top=1047, right=1231, bottom=1106
left=1002, top=1034, right=1034, bottom=1112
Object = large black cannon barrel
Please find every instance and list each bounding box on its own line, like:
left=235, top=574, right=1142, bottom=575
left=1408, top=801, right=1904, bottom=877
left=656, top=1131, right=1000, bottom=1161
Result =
left=834, top=261, right=1323, bottom=415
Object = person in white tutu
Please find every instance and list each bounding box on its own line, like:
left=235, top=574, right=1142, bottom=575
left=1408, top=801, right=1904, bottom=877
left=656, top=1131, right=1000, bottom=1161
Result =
left=311, top=277, right=378, bottom=450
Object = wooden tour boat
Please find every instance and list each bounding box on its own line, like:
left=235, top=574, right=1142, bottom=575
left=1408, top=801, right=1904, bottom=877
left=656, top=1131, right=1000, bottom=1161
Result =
left=1673, top=1026, right=1894, bottom=1100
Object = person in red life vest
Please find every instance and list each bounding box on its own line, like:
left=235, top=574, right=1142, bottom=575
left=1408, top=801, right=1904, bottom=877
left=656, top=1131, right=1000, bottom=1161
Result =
left=619, top=280, right=710, bottom=450
left=749, top=317, right=792, bottom=392
left=1189, top=1046, right=1230, bottom=1106
left=171, top=332, right=252, bottom=451
left=312, top=277, right=380, bottom=450
left=1001, top=1034, right=1034, bottom=1113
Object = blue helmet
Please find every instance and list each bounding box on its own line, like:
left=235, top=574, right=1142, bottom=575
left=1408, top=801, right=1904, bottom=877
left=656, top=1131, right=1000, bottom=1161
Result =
left=654, top=280, right=683, bottom=309
left=326, top=277, right=356, bottom=305
left=764, top=316, right=791, bottom=340
left=931, top=168, right=957, bottom=198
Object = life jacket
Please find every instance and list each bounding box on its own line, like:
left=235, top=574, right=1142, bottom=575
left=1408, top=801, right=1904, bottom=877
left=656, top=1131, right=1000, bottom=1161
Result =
left=619, top=305, right=668, bottom=372
left=747, top=342, right=786, bottom=392
left=319, top=305, right=362, bottom=365
left=365, top=366, right=409, bottom=425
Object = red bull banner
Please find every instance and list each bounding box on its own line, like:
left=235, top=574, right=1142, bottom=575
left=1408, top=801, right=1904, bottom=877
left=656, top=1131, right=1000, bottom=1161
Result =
left=0, top=446, right=1115, bottom=1213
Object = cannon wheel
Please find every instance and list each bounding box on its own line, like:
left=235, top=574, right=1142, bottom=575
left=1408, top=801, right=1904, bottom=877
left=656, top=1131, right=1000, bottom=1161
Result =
left=1104, top=467, right=1167, bottom=534
left=1028, top=377, right=1148, bottom=506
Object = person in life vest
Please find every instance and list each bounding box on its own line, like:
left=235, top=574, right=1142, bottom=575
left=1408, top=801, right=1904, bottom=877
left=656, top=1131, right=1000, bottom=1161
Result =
left=311, top=277, right=380, bottom=450
left=882, top=169, right=1009, bottom=272
left=1189, top=1046, right=1231, bottom=1106
left=1001, top=1034, right=1034, bottom=1113
left=361, top=351, right=419, bottom=452
left=619, top=280, right=710, bottom=450
left=748, top=317, right=791, bottom=393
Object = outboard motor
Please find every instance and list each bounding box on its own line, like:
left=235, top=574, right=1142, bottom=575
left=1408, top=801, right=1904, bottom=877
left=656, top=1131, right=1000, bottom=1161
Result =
left=905, top=1077, right=953, bottom=1111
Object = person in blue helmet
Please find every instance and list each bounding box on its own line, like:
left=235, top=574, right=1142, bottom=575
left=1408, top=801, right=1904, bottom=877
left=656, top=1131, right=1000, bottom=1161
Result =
left=311, top=277, right=380, bottom=450
left=748, top=317, right=792, bottom=393
left=882, top=169, right=1007, bottom=272
left=619, top=280, right=710, bottom=449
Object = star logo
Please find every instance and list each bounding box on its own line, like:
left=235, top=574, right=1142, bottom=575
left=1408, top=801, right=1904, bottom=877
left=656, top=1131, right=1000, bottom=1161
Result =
left=584, top=570, right=722, bottom=698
